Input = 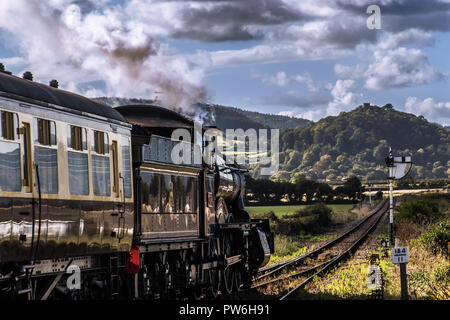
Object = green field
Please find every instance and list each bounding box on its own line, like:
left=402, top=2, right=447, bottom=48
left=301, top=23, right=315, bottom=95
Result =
left=247, top=204, right=355, bottom=217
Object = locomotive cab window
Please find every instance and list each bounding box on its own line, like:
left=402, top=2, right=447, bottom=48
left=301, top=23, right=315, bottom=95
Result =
left=0, top=111, right=21, bottom=192
left=141, top=171, right=198, bottom=214
left=33, top=117, right=58, bottom=194
left=67, top=125, right=89, bottom=196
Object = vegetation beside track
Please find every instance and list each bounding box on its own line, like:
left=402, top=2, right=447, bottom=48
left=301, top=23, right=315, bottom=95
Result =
left=304, top=193, right=449, bottom=300
left=250, top=203, right=374, bottom=266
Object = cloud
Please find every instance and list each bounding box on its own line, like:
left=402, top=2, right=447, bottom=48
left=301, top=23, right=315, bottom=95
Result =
left=327, top=79, right=362, bottom=116
left=278, top=108, right=325, bottom=121
left=405, top=97, right=450, bottom=125
left=253, top=71, right=320, bottom=92
left=334, top=64, right=366, bottom=79
left=262, top=90, right=331, bottom=108
left=0, top=0, right=206, bottom=111
left=374, top=29, right=435, bottom=50
left=336, top=0, right=450, bottom=32
left=364, top=47, right=444, bottom=90
left=168, top=0, right=310, bottom=42
left=1, top=0, right=448, bottom=120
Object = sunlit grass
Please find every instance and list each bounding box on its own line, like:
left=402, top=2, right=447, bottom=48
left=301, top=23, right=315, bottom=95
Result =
left=247, top=204, right=354, bottom=217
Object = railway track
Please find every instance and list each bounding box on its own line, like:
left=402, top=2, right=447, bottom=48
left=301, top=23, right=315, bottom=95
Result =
left=244, top=199, right=389, bottom=300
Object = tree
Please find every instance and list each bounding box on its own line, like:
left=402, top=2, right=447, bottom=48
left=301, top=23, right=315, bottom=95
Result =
left=343, top=176, right=363, bottom=200
left=316, top=182, right=333, bottom=202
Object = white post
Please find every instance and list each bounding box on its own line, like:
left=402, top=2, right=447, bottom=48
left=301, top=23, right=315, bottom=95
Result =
left=389, top=179, right=394, bottom=245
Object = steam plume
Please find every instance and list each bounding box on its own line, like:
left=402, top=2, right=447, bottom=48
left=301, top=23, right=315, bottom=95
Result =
left=0, top=0, right=206, bottom=111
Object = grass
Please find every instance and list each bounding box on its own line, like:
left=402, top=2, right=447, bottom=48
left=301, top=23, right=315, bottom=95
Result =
left=251, top=203, right=364, bottom=267
left=247, top=204, right=354, bottom=217
left=269, top=233, right=338, bottom=266
left=306, top=242, right=449, bottom=300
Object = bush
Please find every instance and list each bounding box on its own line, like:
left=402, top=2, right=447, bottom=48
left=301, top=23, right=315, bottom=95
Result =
left=396, top=198, right=443, bottom=224
left=375, top=190, right=383, bottom=199
left=420, top=221, right=450, bottom=257
left=273, top=217, right=306, bottom=236
left=252, top=211, right=278, bottom=222
left=273, top=203, right=332, bottom=235
left=252, top=211, right=278, bottom=233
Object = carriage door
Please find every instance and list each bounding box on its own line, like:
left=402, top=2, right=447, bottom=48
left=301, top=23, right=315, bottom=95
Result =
left=18, top=121, right=34, bottom=260
left=111, top=140, right=125, bottom=242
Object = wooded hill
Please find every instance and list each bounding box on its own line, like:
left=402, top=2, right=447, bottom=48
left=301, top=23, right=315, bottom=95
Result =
left=264, top=104, right=450, bottom=182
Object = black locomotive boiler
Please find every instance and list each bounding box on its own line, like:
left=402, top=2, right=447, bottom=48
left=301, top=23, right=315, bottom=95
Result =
left=0, top=68, right=273, bottom=300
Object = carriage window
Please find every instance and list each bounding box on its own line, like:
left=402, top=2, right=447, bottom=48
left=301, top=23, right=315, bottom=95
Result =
left=0, top=111, right=21, bottom=192
left=0, top=141, right=21, bottom=192
left=141, top=171, right=160, bottom=213
left=33, top=118, right=57, bottom=146
left=121, top=137, right=132, bottom=198
left=92, top=155, right=110, bottom=196
left=34, top=146, right=58, bottom=194
left=93, top=130, right=109, bottom=154
left=1, top=111, right=19, bottom=140
left=68, top=152, right=89, bottom=195
left=68, top=125, right=87, bottom=151
left=67, top=125, right=89, bottom=195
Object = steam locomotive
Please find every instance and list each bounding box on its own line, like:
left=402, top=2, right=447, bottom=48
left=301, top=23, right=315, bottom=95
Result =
left=0, top=68, right=273, bottom=300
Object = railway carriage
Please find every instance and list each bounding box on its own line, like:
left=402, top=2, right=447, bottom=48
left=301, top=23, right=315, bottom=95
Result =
left=0, top=68, right=273, bottom=300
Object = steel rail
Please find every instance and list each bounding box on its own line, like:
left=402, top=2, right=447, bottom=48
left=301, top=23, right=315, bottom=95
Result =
left=278, top=202, right=387, bottom=300
left=254, top=199, right=387, bottom=282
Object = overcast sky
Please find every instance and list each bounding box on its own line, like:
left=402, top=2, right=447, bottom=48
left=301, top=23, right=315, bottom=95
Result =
left=0, top=0, right=449, bottom=125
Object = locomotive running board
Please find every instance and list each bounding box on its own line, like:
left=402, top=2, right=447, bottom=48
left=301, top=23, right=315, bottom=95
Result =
left=215, top=222, right=253, bottom=231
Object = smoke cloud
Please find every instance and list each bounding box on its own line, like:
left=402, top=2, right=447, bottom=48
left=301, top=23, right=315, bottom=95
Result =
left=0, top=0, right=206, bottom=111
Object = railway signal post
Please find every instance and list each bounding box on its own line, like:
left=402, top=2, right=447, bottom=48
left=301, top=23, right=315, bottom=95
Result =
left=385, top=148, right=395, bottom=245
left=385, top=149, right=412, bottom=300
left=385, top=147, right=412, bottom=246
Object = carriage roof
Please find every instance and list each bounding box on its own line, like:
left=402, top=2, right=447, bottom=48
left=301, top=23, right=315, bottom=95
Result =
left=0, top=72, right=126, bottom=123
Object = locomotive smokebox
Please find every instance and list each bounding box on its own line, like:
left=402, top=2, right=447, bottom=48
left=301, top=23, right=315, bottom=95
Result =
left=215, top=169, right=245, bottom=204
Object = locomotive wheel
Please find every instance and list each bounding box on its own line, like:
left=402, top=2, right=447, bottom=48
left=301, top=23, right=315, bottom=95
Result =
left=173, top=251, right=188, bottom=297
left=206, top=269, right=220, bottom=299
left=220, top=233, right=234, bottom=294
left=206, top=240, right=221, bottom=299
left=221, top=266, right=234, bottom=294
left=234, top=267, right=242, bottom=292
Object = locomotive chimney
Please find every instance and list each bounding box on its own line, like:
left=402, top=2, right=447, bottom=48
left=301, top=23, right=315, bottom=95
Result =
left=0, top=63, right=13, bottom=75
left=49, top=79, right=59, bottom=88
left=23, top=71, right=33, bottom=81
